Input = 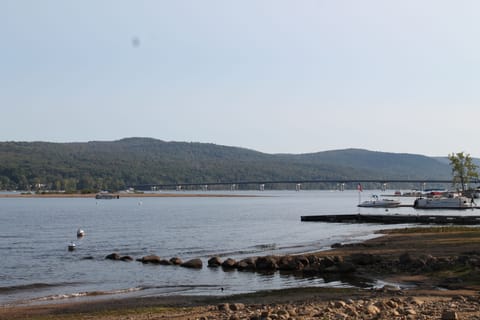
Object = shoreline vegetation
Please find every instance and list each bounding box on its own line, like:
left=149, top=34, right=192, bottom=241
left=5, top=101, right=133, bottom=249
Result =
left=3, top=227, right=480, bottom=319
left=0, top=192, right=258, bottom=198
left=0, top=138, right=454, bottom=192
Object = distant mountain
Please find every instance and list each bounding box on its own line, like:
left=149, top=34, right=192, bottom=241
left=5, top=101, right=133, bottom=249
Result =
left=0, top=138, right=457, bottom=191
left=290, top=149, right=451, bottom=180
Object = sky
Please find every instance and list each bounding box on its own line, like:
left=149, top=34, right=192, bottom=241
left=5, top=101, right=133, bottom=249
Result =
left=2, top=1, right=480, bottom=157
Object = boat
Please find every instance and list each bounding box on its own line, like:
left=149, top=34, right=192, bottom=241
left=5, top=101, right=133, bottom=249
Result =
left=358, top=195, right=401, bottom=208
left=68, top=242, right=76, bottom=251
left=77, top=228, right=85, bottom=238
left=95, top=193, right=119, bottom=199
left=413, top=194, right=474, bottom=209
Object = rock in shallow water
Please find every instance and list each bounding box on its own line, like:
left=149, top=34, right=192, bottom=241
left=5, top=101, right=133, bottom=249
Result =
left=208, top=256, right=222, bottom=267
left=181, top=258, right=203, bottom=269
left=105, top=253, right=121, bottom=260
left=137, top=255, right=162, bottom=264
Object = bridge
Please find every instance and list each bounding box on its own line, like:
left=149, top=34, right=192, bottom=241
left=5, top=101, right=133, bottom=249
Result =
left=130, top=178, right=480, bottom=191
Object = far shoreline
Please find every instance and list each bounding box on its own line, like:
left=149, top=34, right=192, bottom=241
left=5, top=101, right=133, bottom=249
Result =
left=0, top=192, right=261, bottom=199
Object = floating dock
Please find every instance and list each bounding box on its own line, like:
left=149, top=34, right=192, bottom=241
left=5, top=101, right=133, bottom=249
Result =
left=301, top=214, right=480, bottom=225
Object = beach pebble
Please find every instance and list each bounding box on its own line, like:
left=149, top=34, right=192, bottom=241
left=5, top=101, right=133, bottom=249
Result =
left=408, top=297, right=425, bottom=306
left=229, top=303, right=245, bottom=311
left=366, top=304, right=380, bottom=315
left=218, top=303, right=230, bottom=311
left=405, top=307, right=417, bottom=315
left=334, top=312, right=349, bottom=320
left=441, top=310, right=459, bottom=320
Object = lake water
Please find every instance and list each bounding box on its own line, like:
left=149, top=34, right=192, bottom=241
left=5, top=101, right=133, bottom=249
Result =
left=0, top=190, right=471, bottom=305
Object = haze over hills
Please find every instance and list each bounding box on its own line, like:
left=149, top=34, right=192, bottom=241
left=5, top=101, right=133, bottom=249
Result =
left=0, top=137, right=460, bottom=191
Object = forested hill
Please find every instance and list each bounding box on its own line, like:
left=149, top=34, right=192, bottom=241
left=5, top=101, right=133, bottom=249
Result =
left=0, top=137, right=453, bottom=191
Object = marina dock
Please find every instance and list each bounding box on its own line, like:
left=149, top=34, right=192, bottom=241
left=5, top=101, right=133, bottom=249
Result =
left=301, top=214, right=480, bottom=225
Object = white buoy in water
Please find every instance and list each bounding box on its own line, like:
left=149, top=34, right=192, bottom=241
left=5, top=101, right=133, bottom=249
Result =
left=77, top=228, right=85, bottom=238
left=68, top=242, right=76, bottom=251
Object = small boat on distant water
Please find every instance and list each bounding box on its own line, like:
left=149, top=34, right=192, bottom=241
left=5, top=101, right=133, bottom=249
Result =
left=68, top=242, right=76, bottom=251
left=95, top=193, right=119, bottom=199
left=414, top=194, right=474, bottom=209
left=77, top=228, right=85, bottom=238
left=358, top=195, right=401, bottom=208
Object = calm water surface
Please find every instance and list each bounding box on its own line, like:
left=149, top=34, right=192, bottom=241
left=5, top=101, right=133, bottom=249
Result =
left=0, top=190, right=468, bottom=305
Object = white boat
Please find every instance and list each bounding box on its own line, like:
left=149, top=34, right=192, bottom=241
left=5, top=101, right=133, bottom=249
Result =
left=77, top=228, right=85, bottom=238
left=358, top=195, right=401, bottom=208
left=413, top=195, right=474, bottom=209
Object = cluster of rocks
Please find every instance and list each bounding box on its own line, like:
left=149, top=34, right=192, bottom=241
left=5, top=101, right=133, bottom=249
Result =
left=104, top=249, right=480, bottom=283
left=104, top=252, right=358, bottom=275
left=206, top=295, right=477, bottom=320
left=207, top=250, right=479, bottom=277
left=105, top=253, right=203, bottom=269
left=207, top=254, right=358, bottom=275
left=395, top=251, right=480, bottom=273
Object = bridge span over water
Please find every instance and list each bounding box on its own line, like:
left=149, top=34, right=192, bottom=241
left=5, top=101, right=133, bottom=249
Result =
left=130, top=179, right=480, bottom=191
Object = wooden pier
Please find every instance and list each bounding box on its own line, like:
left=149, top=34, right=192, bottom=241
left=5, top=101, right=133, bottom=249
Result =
left=300, top=214, right=480, bottom=225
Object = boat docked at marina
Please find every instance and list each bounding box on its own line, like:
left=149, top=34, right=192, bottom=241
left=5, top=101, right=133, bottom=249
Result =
left=413, top=194, right=474, bottom=209
left=358, top=195, right=401, bottom=208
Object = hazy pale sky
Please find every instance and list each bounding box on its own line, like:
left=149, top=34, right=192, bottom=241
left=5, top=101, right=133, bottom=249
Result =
left=2, top=1, right=480, bottom=156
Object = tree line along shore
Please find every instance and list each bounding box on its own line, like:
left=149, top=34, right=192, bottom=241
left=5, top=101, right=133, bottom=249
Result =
left=0, top=192, right=256, bottom=198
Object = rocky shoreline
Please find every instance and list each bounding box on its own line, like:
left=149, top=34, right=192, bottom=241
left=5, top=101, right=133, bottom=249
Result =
left=103, top=228, right=480, bottom=292
left=212, top=293, right=477, bottom=320
left=3, top=226, right=480, bottom=320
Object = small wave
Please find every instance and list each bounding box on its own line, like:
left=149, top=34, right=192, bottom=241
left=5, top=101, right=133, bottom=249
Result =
left=212, top=241, right=336, bottom=258
left=214, top=249, right=264, bottom=257
left=138, top=284, right=223, bottom=296
left=179, top=248, right=215, bottom=256
left=28, top=287, right=143, bottom=302
left=0, top=282, right=80, bottom=293
left=214, top=243, right=296, bottom=258
left=252, top=243, right=277, bottom=250
left=209, top=243, right=277, bottom=257
left=143, top=284, right=218, bottom=290
left=0, top=235, right=23, bottom=239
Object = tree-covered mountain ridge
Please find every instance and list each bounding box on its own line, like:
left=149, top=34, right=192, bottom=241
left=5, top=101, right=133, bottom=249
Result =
left=0, top=137, right=461, bottom=191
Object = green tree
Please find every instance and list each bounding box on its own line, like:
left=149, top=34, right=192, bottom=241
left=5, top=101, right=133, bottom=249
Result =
left=63, top=178, right=77, bottom=193
left=448, top=152, right=479, bottom=192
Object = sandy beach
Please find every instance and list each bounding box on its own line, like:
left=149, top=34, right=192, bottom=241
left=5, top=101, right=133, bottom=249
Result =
left=3, top=226, right=480, bottom=319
